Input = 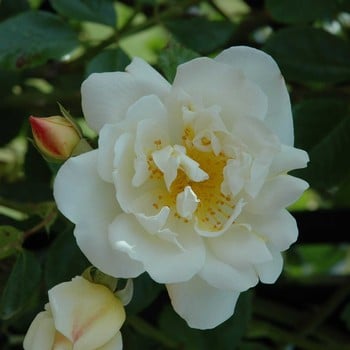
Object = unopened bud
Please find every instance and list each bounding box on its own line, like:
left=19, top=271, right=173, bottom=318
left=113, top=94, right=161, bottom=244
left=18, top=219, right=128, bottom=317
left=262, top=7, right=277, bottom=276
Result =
left=29, top=115, right=81, bottom=161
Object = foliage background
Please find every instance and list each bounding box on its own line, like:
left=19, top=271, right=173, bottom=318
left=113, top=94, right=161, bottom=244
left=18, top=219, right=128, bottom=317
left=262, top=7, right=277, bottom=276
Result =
left=1, top=0, right=350, bottom=349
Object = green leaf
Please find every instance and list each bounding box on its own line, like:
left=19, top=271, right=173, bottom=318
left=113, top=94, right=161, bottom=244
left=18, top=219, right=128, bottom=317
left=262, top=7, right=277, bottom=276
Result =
left=45, top=227, right=89, bottom=289
left=341, top=302, right=350, bottom=330
left=126, top=273, right=164, bottom=314
left=158, top=40, right=199, bottom=82
left=292, top=98, right=350, bottom=189
left=266, top=0, right=346, bottom=23
left=164, top=17, right=235, bottom=54
left=0, top=250, right=41, bottom=320
left=264, top=27, right=350, bottom=84
left=0, top=226, right=23, bottom=260
left=0, top=11, right=79, bottom=70
left=0, top=0, right=29, bottom=21
left=85, top=48, right=130, bottom=77
left=50, top=0, right=117, bottom=27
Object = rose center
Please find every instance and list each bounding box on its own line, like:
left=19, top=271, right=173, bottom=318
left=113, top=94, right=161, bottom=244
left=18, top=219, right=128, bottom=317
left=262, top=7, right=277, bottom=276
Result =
left=150, top=127, right=235, bottom=231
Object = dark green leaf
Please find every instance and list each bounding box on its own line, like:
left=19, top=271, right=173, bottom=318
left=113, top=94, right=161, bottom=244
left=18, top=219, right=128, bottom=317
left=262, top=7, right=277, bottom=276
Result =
left=45, top=227, right=89, bottom=289
left=341, top=302, right=350, bottom=330
left=0, top=226, right=23, bottom=260
left=296, top=244, right=346, bottom=274
left=266, top=0, right=345, bottom=23
left=158, top=40, right=199, bottom=82
left=50, top=0, right=117, bottom=27
left=126, top=273, right=164, bottom=314
left=0, top=0, right=29, bottom=21
left=264, top=27, right=350, bottom=84
left=239, top=342, right=271, bottom=350
left=85, top=48, right=130, bottom=77
left=0, top=250, right=41, bottom=320
left=293, top=98, right=350, bottom=189
left=164, top=17, right=235, bottom=54
left=0, top=11, right=79, bottom=70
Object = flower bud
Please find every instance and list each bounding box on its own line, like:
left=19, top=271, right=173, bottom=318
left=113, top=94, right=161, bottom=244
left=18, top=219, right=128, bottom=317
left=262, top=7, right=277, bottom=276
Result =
left=23, top=276, right=125, bottom=350
left=29, top=115, right=81, bottom=161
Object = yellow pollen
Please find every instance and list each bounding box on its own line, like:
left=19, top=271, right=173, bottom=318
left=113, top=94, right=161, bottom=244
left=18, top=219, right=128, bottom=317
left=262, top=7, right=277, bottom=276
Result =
left=148, top=131, right=235, bottom=232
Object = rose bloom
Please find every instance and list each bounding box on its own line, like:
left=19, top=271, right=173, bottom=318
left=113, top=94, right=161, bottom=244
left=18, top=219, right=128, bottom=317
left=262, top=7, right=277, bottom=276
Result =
left=54, top=46, right=309, bottom=329
left=23, top=277, right=125, bottom=350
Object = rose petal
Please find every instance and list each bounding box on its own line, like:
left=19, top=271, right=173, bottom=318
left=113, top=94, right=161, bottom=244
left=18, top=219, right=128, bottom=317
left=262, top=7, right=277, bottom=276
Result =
left=167, top=276, right=240, bottom=329
left=74, top=220, right=144, bottom=278
left=199, top=248, right=259, bottom=291
left=246, top=174, right=309, bottom=214
left=109, top=213, right=205, bottom=283
left=269, top=145, right=309, bottom=176
left=173, top=57, right=268, bottom=124
left=82, top=58, right=170, bottom=132
left=208, top=225, right=272, bottom=266
left=239, top=209, right=298, bottom=251
left=255, top=247, right=284, bottom=284
left=23, top=310, right=56, bottom=350
left=49, top=277, right=125, bottom=350
left=54, top=150, right=119, bottom=225
left=215, top=46, right=293, bottom=145
left=97, top=332, right=123, bottom=350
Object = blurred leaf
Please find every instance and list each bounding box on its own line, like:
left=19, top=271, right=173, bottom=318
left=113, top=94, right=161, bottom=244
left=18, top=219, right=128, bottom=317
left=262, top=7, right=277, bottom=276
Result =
left=0, top=250, right=41, bottom=320
left=85, top=48, right=130, bottom=77
left=266, top=0, right=346, bottom=23
left=159, top=291, right=252, bottom=350
left=293, top=98, right=350, bottom=189
left=0, top=0, right=29, bottom=21
left=296, top=244, right=346, bottom=274
left=341, top=302, right=350, bottom=330
left=164, top=17, right=235, bottom=54
left=239, top=342, right=271, bottom=350
left=122, top=327, right=158, bottom=350
left=44, top=227, right=89, bottom=289
left=0, top=226, right=23, bottom=260
left=0, top=11, right=79, bottom=70
left=126, top=272, right=164, bottom=314
left=158, top=40, right=199, bottom=82
left=264, top=27, right=350, bottom=84
left=50, top=0, right=117, bottom=27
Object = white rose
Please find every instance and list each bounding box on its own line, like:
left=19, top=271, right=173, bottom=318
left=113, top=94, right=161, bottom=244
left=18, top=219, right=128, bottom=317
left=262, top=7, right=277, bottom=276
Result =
left=23, top=276, right=125, bottom=350
left=54, top=46, right=309, bottom=329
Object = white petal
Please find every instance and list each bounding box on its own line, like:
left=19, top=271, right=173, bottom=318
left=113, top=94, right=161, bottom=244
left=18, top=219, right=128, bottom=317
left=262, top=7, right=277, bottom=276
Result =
left=239, top=209, right=298, bottom=251
left=97, top=332, right=123, bottom=350
left=255, top=248, right=284, bottom=284
left=23, top=310, right=56, bottom=350
left=166, top=276, right=240, bottom=329
left=199, top=248, right=259, bottom=291
left=270, top=145, right=309, bottom=176
left=109, top=213, right=205, bottom=283
left=98, top=124, right=120, bottom=183
left=74, top=220, right=144, bottom=278
left=215, top=46, right=293, bottom=145
left=135, top=206, right=170, bottom=233
left=53, top=150, right=143, bottom=277
left=176, top=186, right=199, bottom=219
left=173, top=57, right=268, bottom=123
left=208, top=226, right=272, bottom=266
left=54, top=150, right=118, bottom=225
left=82, top=58, right=170, bottom=132
left=49, top=277, right=125, bottom=350
left=246, top=174, right=309, bottom=214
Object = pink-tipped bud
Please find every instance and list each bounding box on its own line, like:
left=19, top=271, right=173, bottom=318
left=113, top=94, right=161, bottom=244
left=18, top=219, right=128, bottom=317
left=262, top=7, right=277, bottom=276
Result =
left=29, top=115, right=81, bottom=161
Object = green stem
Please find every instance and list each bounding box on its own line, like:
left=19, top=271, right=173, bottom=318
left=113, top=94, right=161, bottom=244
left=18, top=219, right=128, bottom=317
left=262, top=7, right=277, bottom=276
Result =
left=126, top=315, right=179, bottom=349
